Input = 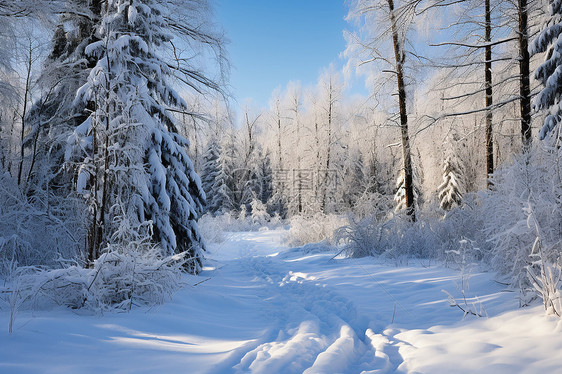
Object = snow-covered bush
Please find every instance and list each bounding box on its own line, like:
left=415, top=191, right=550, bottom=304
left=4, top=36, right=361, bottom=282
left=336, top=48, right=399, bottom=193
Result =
left=336, top=211, right=443, bottom=261
left=527, top=237, right=562, bottom=316
left=351, top=192, right=394, bottom=220
left=478, top=147, right=562, bottom=289
left=198, top=213, right=230, bottom=244
left=83, top=242, right=187, bottom=310
left=1, top=238, right=186, bottom=314
left=525, top=203, right=562, bottom=316
left=442, top=239, right=488, bottom=319
left=335, top=192, right=490, bottom=264
left=335, top=215, right=388, bottom=257
left=287, top=213, right=348, bottom=247
left=0, top=172, right=87, bottom=276
left=250, top=198, right=270, bottom=226
left=431, top=196, right=488, bottom=262
left=1, top=205, right=188, bottom=320
left=338, top=142, right=562, bottom=308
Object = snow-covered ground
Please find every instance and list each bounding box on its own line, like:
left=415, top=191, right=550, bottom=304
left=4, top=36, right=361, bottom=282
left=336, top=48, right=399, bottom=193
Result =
left=1, top=228, right=562, bottom=373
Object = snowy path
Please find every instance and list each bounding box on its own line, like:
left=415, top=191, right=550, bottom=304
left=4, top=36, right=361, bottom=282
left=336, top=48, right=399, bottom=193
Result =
left=2, top=229, right=562, bottom=373
left=204, top=231, right=412, bottom=373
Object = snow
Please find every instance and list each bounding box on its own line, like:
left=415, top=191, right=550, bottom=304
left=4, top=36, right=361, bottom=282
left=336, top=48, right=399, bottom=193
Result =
left=2, top=228, right=562, bottom=373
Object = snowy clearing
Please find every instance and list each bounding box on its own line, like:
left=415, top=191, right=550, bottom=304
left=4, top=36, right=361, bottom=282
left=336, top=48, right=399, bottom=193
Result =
left=1, top=228, right=562, bottom=373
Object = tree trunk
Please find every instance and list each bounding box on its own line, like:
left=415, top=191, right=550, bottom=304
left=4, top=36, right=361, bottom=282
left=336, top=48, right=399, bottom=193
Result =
left=88, top=119, right=99, bottom=264
left=322, top=80, right=333, bottom=213
left=314, top=114, right=321, bottom=204
left=518, top=0, right=532, bottom=148
left=485, top=0, right=494, bottom=187
left=17, top=41, right=33, bottom=186
left=388, top=0, right=416, bottom=221
left=291, top=95, right=303, bottom=214
left=192, top=116, right=199, bottom=171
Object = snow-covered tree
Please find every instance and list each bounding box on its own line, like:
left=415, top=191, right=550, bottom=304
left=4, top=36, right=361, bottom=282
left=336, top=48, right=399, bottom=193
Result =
left=201, top=139, right=233, bottom=214
left=346, top=0, right=417, bottom=220
left=394, top=166, right=421, bottom=214
left=24, top=0, right=101, bottom=192
left=67, top=0, right=215, bottom=273
left=530, top=0, right=562, bottom=140
left=249, top=147, right=274, bottom=205
left=438, top=155, right=464, bottom=211
left=344, top=151, right=369, bottom=210
left=215, top=153, right=236, bottom=213
left=200, top=140, right=220, bottom=213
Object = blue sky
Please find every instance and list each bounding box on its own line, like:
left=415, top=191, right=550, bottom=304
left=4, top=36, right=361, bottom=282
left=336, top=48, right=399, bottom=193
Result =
left=214, top=0, right=363, bottom=108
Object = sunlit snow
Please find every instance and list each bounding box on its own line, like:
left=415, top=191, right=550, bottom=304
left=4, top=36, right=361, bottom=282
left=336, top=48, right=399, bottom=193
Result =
left=2, top=229, right=562, bottom=373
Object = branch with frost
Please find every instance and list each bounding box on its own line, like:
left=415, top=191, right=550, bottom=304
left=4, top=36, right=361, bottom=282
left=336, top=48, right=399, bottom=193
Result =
left=430, top=37, right=518, bottom=49
left=414, top=96, right=521, bottom=136
left=442, top=290, right=487, bottom=318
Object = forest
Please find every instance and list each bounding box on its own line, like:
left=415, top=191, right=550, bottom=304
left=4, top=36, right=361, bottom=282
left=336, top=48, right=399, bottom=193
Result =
left=1, top=0, right=562, bottom=372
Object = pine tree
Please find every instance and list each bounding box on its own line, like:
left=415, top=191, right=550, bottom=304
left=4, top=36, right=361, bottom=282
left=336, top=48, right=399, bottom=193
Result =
left=242, top=146, right=273, bottom=209
left=67, top=0, right=207, bottom=273
left=201, top=140, right=232, bottom=215
left=530, top=0, right=562, bottom=140
left=200, top=140, right=220, bottom=213
left=219, top=131, right=239, bottom=211
left=254, top=148, right=274, bottom=205
left=215, top=152, right=236, bottom=213
left=438, top=155, right=464, bottom=211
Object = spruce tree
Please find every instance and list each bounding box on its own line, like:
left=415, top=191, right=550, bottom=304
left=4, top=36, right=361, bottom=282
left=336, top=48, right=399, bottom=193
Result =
left=243, top=146, right=273, bottom=208
left=201, top=140, right=220, bottom=213
left=438, top=155, right=464, bottom=211
left=201, top=140, right=233, bottom=215
left=254, top=149, right=274, bottom=205
left=67, top=0, right=208, bottom=272
left=530, top=0, right=562, bottom=140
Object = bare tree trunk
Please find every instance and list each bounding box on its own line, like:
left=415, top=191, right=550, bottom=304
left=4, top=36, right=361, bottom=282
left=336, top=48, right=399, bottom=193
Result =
left=290, top=94, right=303, bottom=214
left=518, top=0, right=532, bottom=148
left=88, top=119, right=99, bottom=264
left=369, top=119, right=379, bottom=194
left=98, top=95, right=111, bottom=259
left=322, top=80, right=333, bottom=213
left=296, top=122, right=302, bottom=214
left=275, top=99, right=283, bottom=171
left=192, top=115, right=199, bottom=171
left=485, top=0, right=494, bottom=187
left=388, top=0, right=416, bottom=221
left=17, top=40, right=33, bottom=186
left=314, top=114, right=321, bottom=204
left=88, top=52, right=112, bottom=264
left=8, top=109, right=18, bottom=175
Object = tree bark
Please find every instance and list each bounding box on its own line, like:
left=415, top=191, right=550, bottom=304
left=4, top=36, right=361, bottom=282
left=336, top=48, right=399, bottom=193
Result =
left=17, top=40, right=33, bottom=186
left=518, top=0, right=532, bottom=148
